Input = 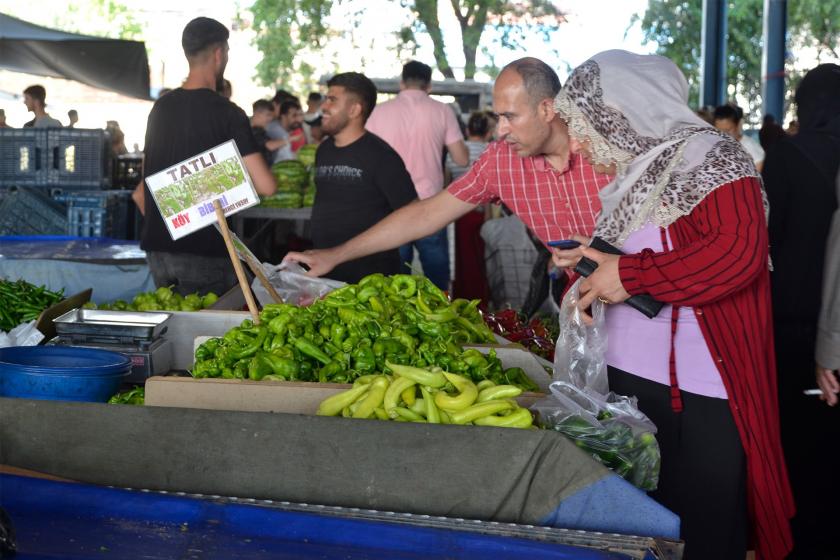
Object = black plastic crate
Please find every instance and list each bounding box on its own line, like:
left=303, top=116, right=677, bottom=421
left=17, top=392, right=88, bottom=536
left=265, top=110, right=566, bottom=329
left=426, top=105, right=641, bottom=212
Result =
left=112, top=155, right=143, bottom=190
left=0, top=129, right=48, bottom=187
left=57, top=190, right=133, bottom=238
left=46, top=129, right=112, bottom=189
left=0, top=186, right=68, bottom=235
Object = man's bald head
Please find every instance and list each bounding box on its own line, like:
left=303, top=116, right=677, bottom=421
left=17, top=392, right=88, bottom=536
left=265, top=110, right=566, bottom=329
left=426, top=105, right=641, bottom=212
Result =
left=499, top=58, right=561, bottom=105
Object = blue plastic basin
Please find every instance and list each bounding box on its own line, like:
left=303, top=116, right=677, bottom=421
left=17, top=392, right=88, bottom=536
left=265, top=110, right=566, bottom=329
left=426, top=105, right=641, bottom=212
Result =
left=0, top=346, right=131, bottom=402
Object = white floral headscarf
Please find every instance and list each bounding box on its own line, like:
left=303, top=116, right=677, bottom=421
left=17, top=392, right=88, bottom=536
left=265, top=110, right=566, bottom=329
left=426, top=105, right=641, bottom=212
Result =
left=554, top=50, right=762, bottom=246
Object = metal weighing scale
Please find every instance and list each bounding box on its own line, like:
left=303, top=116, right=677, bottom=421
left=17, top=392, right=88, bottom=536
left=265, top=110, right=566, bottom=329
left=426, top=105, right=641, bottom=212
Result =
left=49, top=309, right=173, bottom=383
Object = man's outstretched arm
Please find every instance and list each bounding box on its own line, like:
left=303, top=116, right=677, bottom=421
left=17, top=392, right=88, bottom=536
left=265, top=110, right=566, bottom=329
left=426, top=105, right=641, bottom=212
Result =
left=283, top=190, right=476, bottom=277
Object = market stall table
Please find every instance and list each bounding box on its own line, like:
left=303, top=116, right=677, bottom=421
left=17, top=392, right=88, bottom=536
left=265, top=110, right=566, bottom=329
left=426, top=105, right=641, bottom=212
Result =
left=0, top=236, right=154, bottom=304
left=0, top=397, right=681, bottom=546
left=0, top=472, right=677, bottom=559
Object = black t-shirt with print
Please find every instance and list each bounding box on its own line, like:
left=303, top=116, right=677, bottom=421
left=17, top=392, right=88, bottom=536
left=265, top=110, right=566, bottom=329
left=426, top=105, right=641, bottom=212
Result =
left=311, top=132, right=417, bottom=283
left=141, top=88, right=258, bottom=256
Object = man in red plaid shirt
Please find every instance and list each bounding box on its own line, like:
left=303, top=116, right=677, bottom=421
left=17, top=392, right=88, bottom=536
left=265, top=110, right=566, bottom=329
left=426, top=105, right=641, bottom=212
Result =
left=284, top=57, right=610, bottom=276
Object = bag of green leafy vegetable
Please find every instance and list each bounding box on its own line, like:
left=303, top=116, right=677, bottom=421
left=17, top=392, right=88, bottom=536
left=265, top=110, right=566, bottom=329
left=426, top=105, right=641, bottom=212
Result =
left=532, top=380, right=661, bottom=491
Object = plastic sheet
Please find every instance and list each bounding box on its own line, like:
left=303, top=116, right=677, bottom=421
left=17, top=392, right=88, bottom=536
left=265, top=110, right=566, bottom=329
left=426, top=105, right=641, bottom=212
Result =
left=0, top=320, right=44, bottom=347
left=0, top=236, right=145, bottom=262
left=252, top=262, right=345, bottom=306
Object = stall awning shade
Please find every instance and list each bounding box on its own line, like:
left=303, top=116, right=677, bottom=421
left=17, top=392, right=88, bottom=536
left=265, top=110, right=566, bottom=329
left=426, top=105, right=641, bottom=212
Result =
left=0, top=12, right=150, bottom=100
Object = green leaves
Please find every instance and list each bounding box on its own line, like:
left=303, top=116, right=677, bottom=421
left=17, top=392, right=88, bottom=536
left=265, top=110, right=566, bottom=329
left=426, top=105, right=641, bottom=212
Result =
left=635, top=0, right=840, bottom=123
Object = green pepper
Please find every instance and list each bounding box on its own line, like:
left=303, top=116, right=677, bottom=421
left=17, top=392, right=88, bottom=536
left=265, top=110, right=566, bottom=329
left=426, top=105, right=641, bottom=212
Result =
left=338, top=306, right=371, bottom=325
left=329, top=322, right=346, bottom=344
left=391, top=328, right=416, bottom=353
left=368, top=295, right=386, bottom=315
left=461, top=349, right=488, bottom=369
left=268, top=314, right=292, bottom=335
left=233, top=361, right=249, bottom=379
left=318, top=360, right=345, bottom=382
left=417, top=320, right=449, bottom=338
left=262, top=353, right=300, bottom=380
left=195, top=338, right=220, bottom=361
left=352, top=346, right=376, bottom=372
left=248, top=353, right=274, bottom=381
left=359, top=273, right=386, bottom=287
left=192, top=359, right=220, bottom=378
left=294, top=337, right=332, bottom=365
left=391, top=274, right=416, bottom=298
left=423, top=309, right=458, bottom=322
left=419, top=277, right=449, bottom=304
left=228, top=328, right=268, bottom=360
left=356, top=285, right=379, bottom=303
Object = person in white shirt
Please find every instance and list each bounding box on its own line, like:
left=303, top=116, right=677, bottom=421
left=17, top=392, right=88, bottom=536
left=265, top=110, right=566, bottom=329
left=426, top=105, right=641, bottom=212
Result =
left=714, top=104, right=765, bottom=172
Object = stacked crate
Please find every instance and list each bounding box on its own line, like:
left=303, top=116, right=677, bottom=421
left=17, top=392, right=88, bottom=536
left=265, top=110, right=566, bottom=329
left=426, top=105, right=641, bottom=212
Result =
left=0, top=129, right=137, bottom=239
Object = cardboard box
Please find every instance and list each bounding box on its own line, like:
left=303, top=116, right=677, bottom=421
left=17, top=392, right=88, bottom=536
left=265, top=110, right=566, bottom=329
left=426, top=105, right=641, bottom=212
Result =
left=144, top=376, right=543, bottom=415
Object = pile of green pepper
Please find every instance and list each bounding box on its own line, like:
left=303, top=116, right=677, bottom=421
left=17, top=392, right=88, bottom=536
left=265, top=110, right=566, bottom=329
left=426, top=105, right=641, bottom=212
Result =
left=192, top=273, right=541, bottom=392
left=0, top=278, right=64, bottom=332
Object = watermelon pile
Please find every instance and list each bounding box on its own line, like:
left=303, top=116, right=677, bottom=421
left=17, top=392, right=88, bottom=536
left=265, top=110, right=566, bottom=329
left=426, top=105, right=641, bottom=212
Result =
left=261, top=145, right=319, bottom=208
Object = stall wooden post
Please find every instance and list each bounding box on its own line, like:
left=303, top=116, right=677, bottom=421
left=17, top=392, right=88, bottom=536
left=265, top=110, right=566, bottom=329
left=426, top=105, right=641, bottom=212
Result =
left=214, top=200, right=260, bottom=323
left=243, top=254, right=284, bottom=304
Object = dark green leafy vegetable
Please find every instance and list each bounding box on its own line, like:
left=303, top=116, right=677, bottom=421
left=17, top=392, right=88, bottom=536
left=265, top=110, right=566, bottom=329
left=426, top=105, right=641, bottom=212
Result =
left=0, top=278, right=64, bottom=332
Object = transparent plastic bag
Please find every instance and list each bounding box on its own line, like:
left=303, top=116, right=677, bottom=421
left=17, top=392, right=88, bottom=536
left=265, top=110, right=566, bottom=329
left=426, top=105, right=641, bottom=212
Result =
left=252, top=262, right=345, bottom=307
left=532, top=381, right=661, bottom=491
left=553, top=278, right=609, bottom=395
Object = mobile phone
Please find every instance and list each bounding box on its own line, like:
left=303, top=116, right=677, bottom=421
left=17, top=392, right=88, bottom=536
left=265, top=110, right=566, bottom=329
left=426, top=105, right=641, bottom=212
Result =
left=548, top=239, right=581, bottom=249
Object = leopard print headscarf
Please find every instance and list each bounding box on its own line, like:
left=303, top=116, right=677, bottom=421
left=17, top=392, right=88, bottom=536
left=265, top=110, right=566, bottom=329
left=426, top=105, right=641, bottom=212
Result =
left=554, top=50, right=762, bottom=247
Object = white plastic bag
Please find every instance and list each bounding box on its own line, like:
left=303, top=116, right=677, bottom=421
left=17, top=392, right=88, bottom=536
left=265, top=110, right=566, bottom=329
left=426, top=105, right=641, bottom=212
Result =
left=252, top=262, right=345, bottom=307
left=553, top=278, right=609, bottom=395
left=0, top=320, right=45, bottom=348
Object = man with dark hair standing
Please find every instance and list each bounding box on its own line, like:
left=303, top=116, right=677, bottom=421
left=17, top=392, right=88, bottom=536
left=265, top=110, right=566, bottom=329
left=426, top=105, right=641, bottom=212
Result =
left=310, top=72, right=417, bottom=283
left=266, top=98, right=304, bottom=162
left=22, top=85, right=62, bottom=128
left=132, top=16, right=276, bottom=295
left=366, top=60, right=469, bottom=290
left=285, top=57, right=610, bottom=281
left=67, top=109, right=79, bottom=128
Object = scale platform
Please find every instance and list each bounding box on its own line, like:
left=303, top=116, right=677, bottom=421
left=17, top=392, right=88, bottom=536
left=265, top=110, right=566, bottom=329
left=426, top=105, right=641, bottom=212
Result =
left=49, top=309, right=174, bottom=382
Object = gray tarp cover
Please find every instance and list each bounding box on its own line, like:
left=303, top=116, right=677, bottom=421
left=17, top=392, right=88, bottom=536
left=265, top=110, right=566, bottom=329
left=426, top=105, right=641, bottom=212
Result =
left=0, top=398, right=608, bottom=525
left=0, top=13, right=150, bottom=99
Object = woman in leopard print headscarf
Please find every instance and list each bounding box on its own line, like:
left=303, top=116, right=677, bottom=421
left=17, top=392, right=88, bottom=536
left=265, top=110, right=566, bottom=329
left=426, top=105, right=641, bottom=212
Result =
left=552, top=50, right=794, bottom=560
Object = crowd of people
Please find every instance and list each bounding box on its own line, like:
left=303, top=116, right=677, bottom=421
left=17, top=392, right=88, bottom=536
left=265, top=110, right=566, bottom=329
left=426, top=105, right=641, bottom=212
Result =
left=3, top=13, right=838, bottom=559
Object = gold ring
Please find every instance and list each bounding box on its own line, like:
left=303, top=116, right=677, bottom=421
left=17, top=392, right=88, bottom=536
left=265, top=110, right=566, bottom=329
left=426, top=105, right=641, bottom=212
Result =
left=597, top=297, right=610, bottom=305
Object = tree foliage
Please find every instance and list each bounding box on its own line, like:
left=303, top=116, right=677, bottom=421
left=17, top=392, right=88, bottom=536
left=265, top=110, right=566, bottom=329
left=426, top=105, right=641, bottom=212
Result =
left=250, top=0, right=333, bottom=87
left=249, top=0, right=565, bottom=86
left=633, top=0, right=840, bottom=124
left=400, top=0, right=564, bottom=79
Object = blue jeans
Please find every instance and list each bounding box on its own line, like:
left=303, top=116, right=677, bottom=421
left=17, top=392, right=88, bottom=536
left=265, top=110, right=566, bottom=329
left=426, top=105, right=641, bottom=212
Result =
left=400, top=228, right=450, bottom=291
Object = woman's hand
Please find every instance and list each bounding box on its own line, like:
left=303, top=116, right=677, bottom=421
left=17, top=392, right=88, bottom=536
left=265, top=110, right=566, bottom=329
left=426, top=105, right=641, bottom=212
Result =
left=816, top=365, right=839, bottom=406
left=550, top=234, right=590, bottom=269
left=577, top=246, right=631, bottom=311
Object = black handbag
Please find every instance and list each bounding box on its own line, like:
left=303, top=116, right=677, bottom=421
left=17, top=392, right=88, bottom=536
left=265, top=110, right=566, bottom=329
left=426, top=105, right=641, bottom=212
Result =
left=574, top=236, right=665, bottom=319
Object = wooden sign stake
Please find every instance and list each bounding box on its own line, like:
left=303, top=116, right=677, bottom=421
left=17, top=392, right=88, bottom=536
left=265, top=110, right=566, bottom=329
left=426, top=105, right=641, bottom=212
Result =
left=214, top=199, right=260, bottom=323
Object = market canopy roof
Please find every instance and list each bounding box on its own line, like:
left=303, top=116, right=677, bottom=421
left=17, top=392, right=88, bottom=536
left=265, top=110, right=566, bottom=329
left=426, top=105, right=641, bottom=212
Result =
left=0, top=13, right=150, bottom=100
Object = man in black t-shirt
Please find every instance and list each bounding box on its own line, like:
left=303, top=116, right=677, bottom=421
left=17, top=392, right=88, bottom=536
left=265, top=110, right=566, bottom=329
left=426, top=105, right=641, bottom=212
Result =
left=311, top=72, right=417, bottom=283
left=131, top=17, right=276, bottom=295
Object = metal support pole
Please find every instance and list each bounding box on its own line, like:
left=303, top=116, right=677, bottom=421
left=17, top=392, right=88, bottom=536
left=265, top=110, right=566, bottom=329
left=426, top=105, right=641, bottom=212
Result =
left=762, top=0, right=787, bottom=121
left=700, top=0, right=728, bottom=108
